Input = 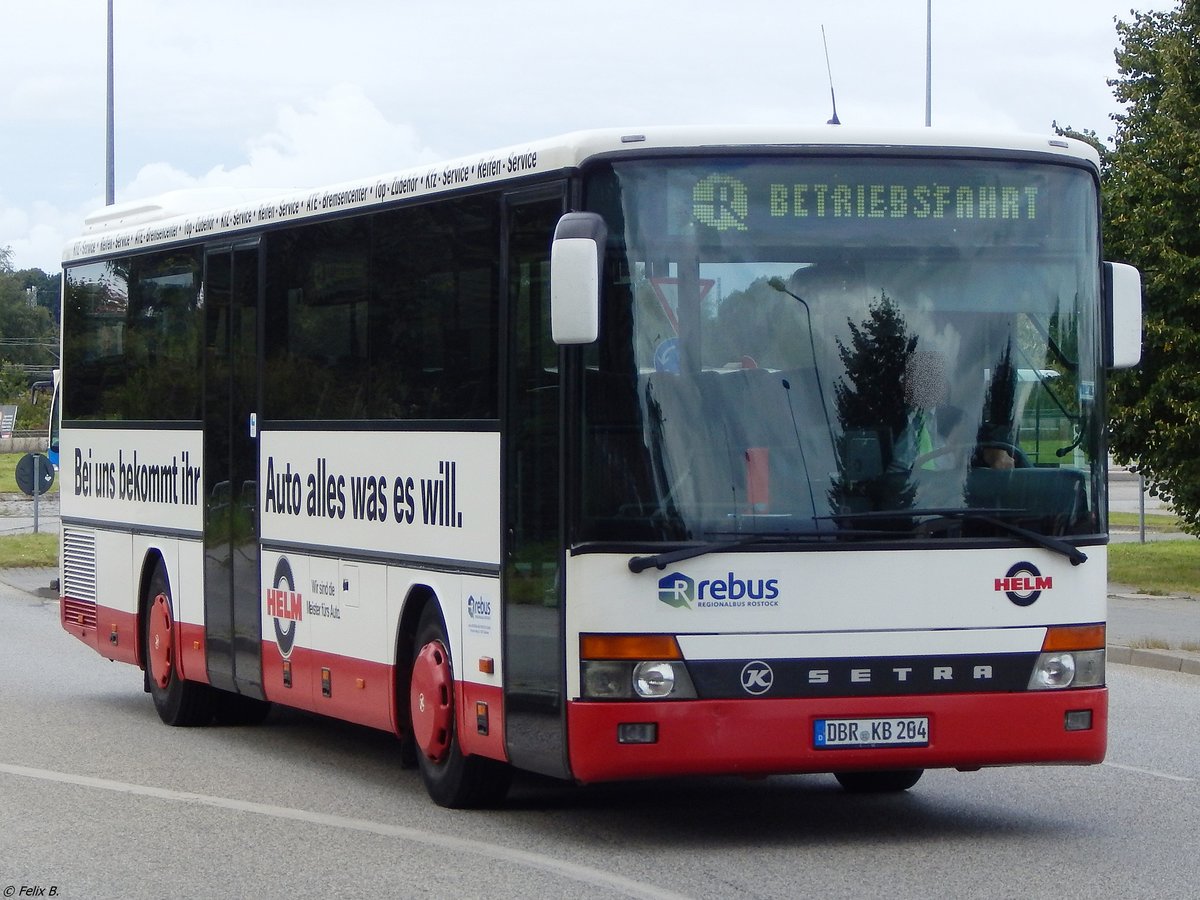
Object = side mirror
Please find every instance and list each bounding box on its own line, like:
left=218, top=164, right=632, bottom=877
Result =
left=1104, top=261, right=1142, bottom=369
left=550, top=212, right=606, bottom=344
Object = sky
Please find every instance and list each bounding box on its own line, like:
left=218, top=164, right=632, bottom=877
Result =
left=0, top=0, right=1179, bottom=274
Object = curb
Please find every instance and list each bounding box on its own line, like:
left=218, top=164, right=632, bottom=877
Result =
left=1107, top=644, right=1200, bottom=676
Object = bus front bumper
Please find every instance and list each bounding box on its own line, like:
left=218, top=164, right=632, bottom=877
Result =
left=565, top=688, right=1107, bottom=783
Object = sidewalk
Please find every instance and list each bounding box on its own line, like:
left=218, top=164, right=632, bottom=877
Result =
left=0, top=491, right=60, bottom=536
left=4, top=567, right=1197, bottom=677
left=1, top=566, right=59, bottom=599
left=1107, top=584, right=1200, bottom=675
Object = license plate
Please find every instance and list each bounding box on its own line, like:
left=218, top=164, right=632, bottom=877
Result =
left=814, top=716, right=929, bottom=749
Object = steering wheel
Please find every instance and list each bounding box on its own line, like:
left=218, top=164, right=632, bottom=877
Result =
left=912, top=441, right=1031, bottom=470
left=973, top=441, right=1031, bottom=469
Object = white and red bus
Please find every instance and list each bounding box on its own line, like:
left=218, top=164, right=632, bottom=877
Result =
left=58, top=127, right=1141, bottom=807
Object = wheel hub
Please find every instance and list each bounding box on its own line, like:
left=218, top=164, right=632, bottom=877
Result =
left=410, top=639, right=454, bottom=762
left=148, top=593, right=173, bottom=690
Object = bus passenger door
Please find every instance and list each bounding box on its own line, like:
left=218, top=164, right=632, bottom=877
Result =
left=203, top=242, right=265, bottom=698
left=502, top=189, right=569, bottom=777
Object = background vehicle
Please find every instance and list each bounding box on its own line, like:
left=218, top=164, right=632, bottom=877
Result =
left=47, top=367, right=59, bottom=467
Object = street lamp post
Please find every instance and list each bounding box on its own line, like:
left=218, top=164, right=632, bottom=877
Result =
left=106, top=0, right=115, bottom=206
left=921, top=0, right=931, bottom=127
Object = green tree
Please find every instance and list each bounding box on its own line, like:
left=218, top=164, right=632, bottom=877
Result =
left=827, top=292, right=918, bottom=513
left=0, top=247, right=56, bottom=364
left=0, top=246, right=58, bottom=430
left=1102, top=1, right=1200, bottom=535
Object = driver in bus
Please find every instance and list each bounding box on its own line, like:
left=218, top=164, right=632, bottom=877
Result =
left=895, top=350, right=1016, bottom=471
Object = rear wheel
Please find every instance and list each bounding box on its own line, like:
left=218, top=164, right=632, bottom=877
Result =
left=144, top=561, right=213, bottom=726
left=409, top=604, right=511, bottom=808
left=834, top=769, right=924, bottom=793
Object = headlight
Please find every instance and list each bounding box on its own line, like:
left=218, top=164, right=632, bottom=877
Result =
left=582, top=661, right=630, bottom=699
left=1028, top=649, right=1105, bottom=690
left=580, top=660, right=697, bottom=699
left=633, top=661, right=676, bottom=698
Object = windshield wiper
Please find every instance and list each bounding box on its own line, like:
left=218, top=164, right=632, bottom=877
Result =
left=822, top=508, right=1088, bottom=566
left=629, top=538, right=766, bottom=573
left=946, top=511, right=1087, bottom=566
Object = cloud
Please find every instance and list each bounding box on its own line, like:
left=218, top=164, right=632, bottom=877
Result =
left=0, top=199, right=91, bottom=273
left=124, top=84, right=436, bottom=197
left=4, top=85, right=435, bottom=272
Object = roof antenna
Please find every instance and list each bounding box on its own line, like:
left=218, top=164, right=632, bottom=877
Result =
left=821, top=25, right=841, bottom=125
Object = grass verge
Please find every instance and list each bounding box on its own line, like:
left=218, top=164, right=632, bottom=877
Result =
left=0, top=532, right=58, bottom=568
left=1108, top=539, right=1200, bottom=596
left=1109, top=511, right=1181, bottom=532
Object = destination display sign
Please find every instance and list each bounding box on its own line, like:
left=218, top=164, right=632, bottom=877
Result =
left=642, top=159, right=1091, bottom=247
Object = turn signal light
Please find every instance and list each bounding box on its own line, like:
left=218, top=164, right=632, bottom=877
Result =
left=580, top=634, right=682, bottom=660
left=1042, top=623, right=1105, bottom=651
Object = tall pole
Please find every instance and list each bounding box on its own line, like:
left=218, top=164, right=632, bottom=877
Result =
left=921, top=0, right=931, bottom=127
left=106, top=0, right=115, bottom=205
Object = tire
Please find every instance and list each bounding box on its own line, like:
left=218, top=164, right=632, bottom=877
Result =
left=409, top=603, right=511, bottom=808
left=144, top=560, right=214, bottom=726
left=834, top=769, right=924, bottom=793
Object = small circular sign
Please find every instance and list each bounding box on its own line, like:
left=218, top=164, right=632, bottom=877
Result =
left=15, top=452, right=55, bottom=497
left=653, top=338, right=680, bottom=373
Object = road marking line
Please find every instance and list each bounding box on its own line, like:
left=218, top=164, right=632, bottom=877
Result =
left=1104, top=761, right=1194, bottom=783
left=0, top=761, right=692, bottom=900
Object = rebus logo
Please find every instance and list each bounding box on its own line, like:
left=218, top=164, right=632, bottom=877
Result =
left=657, top=571, right=781, bottom=609
left=658, top=573, right=694, bottom=609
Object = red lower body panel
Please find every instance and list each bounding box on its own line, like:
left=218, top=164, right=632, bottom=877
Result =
left=259, top=642, right=507, bottom=760
left=567, top=689, right=1107, bottom=783
left=62, top=600, right=208, bottom=681
left=61, top=601, right=139, bottom=666
left=457, top=682, right=507, bottom=761
left=61, top=601, right=508, bottom=761
left=261, top=641, right=397, bottom=733
left=177, top=621, right=209, bottom=684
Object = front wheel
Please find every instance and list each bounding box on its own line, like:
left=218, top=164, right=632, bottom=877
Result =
left=409, top=604, right=511, bottom=808
left=144, top=561, right=213, bottom=726
left=834, top=769, right=924, bottom=793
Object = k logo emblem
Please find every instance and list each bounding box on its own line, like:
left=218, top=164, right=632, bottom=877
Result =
left=740, top=660, right=774, bottom=695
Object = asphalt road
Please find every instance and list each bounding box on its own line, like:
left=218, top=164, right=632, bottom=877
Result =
left=1108, top=468, right=1171, bottom=517
left=1, top=581, right=1198, bottom=900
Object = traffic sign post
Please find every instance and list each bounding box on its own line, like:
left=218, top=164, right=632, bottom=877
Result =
left=15, top=452, right=55, bottom=534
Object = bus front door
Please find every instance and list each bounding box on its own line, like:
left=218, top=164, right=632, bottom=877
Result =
left=502, top=190, right=569, bottom=778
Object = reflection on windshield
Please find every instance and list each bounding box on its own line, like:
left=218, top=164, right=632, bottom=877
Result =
left=578, top=158, right=1103, bottom=547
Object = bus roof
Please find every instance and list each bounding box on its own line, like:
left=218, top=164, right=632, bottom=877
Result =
left=62, top=126, right=1099, bottom=265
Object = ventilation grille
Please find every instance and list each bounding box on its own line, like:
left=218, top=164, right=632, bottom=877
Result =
left=62, top=528, right=98, bottom=604
left=62, top=598, right=97, bottom=629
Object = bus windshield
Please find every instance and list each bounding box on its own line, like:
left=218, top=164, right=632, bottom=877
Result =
left=577, top=156, right=1103, bottom=546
